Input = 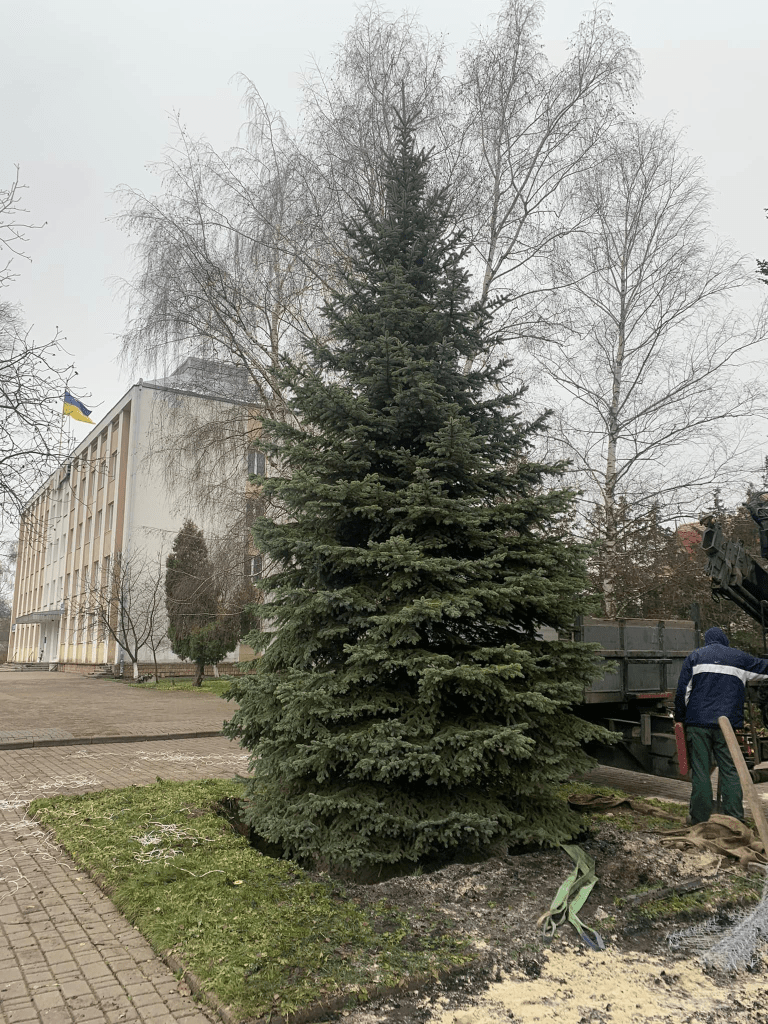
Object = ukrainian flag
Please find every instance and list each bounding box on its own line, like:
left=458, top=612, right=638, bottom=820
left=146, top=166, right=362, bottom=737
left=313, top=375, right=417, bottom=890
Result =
left=63, top=390, right=94, bottom=424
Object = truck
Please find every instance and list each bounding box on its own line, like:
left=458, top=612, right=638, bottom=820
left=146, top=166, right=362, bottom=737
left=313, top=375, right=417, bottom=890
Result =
left=580, top=495, right=768, bottom=780
left=577, top=616, right=696, bottom=777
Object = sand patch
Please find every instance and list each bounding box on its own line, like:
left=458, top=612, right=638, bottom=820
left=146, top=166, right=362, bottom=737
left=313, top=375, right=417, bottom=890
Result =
left=432, top=947, right=768, bottom=1024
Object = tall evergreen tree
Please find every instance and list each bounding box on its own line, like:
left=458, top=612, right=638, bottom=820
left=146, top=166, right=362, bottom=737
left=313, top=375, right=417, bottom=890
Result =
left=165, top=520, right=246, bottom=684
left=225, top=104, right=606, bottom=870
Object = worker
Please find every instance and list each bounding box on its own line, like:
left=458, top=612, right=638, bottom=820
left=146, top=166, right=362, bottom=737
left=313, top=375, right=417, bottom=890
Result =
left=674, top=626, right=768, bottom=825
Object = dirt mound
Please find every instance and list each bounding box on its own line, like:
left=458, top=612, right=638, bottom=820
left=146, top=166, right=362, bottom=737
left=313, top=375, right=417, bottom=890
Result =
left=339, top=817, right=768, bottom=1024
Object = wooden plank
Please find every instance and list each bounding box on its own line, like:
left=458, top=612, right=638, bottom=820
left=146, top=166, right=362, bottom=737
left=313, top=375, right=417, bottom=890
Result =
left=718, top=716, right=768, bottom=856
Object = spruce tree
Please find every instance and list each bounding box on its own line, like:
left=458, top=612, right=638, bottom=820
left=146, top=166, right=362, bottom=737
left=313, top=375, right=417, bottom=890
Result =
left=165, top=520, right=245, bottom=684
left=225, top=105, right=606, bottom=870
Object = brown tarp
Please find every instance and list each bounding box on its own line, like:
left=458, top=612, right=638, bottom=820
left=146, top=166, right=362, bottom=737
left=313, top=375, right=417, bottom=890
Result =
left=657, top=813, right=767, bottom=866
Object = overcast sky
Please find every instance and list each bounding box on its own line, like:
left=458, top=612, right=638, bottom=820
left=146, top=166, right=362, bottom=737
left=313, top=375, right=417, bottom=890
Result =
left=4, top=0, right=767, bottom=435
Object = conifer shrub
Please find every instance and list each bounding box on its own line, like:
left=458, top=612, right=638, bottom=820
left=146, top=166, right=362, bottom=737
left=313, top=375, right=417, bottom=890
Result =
left=166, top=520, right=251, bottom=685
left=224, top=103, right=606, bottom=871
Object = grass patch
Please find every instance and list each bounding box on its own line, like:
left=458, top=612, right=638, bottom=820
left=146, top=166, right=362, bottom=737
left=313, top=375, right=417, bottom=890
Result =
left=30, top=779, right=471, bottom=1021
left=562, top=781, right=689, bottom=832
left=623, top=871, right=764, bottom=923
left=128, top=676, right=233, bottom=698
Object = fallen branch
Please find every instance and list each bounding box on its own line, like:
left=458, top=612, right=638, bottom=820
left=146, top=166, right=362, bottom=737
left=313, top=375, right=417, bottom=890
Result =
left=622, top=878, right=705, bottom=907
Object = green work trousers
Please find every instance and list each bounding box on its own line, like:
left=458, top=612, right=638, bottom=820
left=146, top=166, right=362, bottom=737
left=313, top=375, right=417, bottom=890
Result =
left=687, top=724, right=743, bottom=824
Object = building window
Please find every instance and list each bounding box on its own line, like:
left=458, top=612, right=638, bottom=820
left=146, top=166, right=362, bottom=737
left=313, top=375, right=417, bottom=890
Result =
left=65, top=573, right=70, bottom=598
left=107, top=503, right=114, bottom=532
left=109, top=451, right=117, bottom=478
left=245, top=496, right=265, bottom=528
left=76, top=524, right=82, bottom=549
left=95, top=510, right=102, bottom=537
left=247, top=450, right=266, bottom=476
left=99, top=459, right=106, bottom=486
left=85, top=517, right=92, bottom=544
left=73, top=569, right=79, bottom=596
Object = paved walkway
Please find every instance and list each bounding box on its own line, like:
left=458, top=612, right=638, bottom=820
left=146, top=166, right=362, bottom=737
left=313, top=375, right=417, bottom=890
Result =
left=0, top=736, right=248, bottom=1024
left=1, top=668, right=767, bottom=1023
left=0, top=669, right=231, bottom=749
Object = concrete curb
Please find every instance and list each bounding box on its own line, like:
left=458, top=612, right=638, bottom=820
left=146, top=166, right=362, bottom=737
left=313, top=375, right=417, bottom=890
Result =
left=0, top=729, right=224, bottom=750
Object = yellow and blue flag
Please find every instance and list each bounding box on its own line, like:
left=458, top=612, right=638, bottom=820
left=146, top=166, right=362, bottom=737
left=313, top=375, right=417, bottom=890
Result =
left=63, top=390, right=94, bottom=424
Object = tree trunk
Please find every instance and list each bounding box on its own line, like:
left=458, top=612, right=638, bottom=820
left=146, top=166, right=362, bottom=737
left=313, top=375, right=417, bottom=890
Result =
left=132, top=659, right=140, bottom=680
left=213, top=663, right=220, bottom=678
left=602, top=301, right=627, bottom=619
left=152, top=651, right=159, bottom=684
left=194, top=661, right=205, bottom=686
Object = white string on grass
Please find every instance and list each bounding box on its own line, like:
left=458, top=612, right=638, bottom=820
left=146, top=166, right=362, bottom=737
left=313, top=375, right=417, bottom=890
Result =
left=130, top=820, right=217, bottom=863
left=0, top=810, right=79, bottom=902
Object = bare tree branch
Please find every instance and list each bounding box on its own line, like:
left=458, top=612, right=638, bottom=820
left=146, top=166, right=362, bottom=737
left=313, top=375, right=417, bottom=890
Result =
left=69, top=549, right=167, bottom=681
left=0, top=165, right=75, bottom=534
left=531, top=117, right=768, bottom=614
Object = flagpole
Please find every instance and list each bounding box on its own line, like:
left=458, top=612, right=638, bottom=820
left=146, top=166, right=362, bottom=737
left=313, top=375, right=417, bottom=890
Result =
left=59, top=393, right=66, bottom=460
left=60, top=379, right=71, bottom=462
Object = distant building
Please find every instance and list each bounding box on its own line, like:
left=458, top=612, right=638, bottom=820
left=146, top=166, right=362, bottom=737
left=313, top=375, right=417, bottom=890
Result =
left=675, top=522, right=705, bottom=555
left=9, top=359, right=261, bottom=673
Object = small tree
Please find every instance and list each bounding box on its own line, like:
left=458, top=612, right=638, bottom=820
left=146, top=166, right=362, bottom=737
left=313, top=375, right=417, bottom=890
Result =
left=225, top=103, right=606, bottom=873
left=73, top=550, right=166, bottom=680
left=165, top=520, right=249, bottom=684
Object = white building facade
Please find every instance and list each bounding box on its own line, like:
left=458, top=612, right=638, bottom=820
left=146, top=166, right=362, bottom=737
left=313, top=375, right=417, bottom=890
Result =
left=9, top=362, right=260, bottom=674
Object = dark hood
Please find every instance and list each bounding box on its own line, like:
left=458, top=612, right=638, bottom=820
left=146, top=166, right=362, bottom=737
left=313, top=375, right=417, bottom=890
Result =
left=704, top=627, right=730, bottom=647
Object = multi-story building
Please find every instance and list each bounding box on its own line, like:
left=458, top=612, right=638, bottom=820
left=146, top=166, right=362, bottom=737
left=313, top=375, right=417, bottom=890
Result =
left=8, top=359, right=261, bottom=673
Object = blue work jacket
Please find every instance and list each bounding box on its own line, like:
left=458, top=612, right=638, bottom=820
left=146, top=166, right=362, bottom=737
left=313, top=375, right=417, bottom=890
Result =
left=674, top=641, right=768, bottom=729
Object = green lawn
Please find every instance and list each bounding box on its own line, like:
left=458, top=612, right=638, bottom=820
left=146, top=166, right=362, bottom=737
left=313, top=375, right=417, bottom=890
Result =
left=128, top=676, right=234, bottom=697
left=30, top=779, right=471, bottom=1021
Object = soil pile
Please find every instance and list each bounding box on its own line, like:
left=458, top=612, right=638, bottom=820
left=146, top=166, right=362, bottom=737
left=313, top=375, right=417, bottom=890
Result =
left=340, top=815, right=768, bottom=1024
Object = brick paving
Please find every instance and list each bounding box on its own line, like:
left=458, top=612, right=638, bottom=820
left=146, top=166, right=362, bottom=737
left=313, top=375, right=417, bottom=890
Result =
left=0, top=669, right=229, bottom=750
left=0, top=736, right=247, bottom=1024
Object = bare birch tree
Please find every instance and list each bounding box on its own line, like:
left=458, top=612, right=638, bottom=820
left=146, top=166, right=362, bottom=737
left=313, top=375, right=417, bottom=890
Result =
left=298, top=5, right=450, bottom=224
left=453, top=1, right=638, bottom=363
left=72, top=550, right=167, bottom=681
left=116, top=100, right=318, bottom=416
left=114, top=2, right=639, bottom=525
left=1, top=167, right=75, bottom=532
left=115, top=0, right=639, bottom=377
left=534, top=118, right=768, bottom=616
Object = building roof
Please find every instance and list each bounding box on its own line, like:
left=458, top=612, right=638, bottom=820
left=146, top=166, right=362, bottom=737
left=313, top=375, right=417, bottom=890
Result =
left=143, top=357, right=257, bottom=404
